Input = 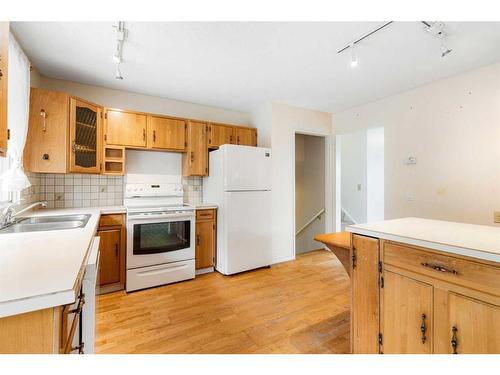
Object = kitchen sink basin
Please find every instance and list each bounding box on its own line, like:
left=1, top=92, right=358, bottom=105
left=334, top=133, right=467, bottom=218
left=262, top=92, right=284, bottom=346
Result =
left=0, top=214, right=91, bottom=234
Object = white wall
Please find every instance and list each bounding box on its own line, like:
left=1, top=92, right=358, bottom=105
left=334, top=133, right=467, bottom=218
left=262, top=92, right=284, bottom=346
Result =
left=31, top=74, right=251, bottom=125
left=295, top=134, right=325, bottom=253
left=334, top=64, right=500, bottom=226
left=339, top=130, right=367, bottom=224
left=125, top=150, right=181, bottom=175
left=366, top=127, right=385, bottom=222
left=251, top=103, right=334, bottom=264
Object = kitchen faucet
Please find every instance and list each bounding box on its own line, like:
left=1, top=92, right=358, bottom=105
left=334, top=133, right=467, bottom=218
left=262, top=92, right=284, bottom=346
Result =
left=1, top=201, right=48, bottom=226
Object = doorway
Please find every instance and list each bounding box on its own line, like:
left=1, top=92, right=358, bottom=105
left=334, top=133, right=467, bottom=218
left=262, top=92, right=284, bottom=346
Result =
left=294, top=133, right=327, bottom=254
left=335, top=127, right=384, bottom=231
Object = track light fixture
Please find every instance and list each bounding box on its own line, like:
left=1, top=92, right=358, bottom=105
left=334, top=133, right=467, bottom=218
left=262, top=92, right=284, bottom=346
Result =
left=338, top=21, right=393, bottom=68
left=422, top=21, right=453, bottom=58
left=112, top=22, right=128, bottom=79
left=350, top=43, right=358, bottom=68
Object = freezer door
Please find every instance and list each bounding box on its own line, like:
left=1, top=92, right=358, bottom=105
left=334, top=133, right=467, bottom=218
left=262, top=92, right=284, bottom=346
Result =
left=222, top=190, right=272, bottom=275
left=222, top=145, right=271, bottom=191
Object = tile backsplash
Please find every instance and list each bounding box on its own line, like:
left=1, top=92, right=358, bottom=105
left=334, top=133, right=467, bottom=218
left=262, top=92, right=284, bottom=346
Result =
left=21, top=173, right=204, bottom=208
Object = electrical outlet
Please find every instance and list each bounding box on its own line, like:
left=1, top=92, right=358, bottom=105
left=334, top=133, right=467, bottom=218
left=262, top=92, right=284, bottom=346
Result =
left=55, top=193, right=63, bottom=201
left=494, top=211, right=500, bottom=224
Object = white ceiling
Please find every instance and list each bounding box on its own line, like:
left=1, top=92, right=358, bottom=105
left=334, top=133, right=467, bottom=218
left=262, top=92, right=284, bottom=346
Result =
left=11, top=22, right=500, bottom=113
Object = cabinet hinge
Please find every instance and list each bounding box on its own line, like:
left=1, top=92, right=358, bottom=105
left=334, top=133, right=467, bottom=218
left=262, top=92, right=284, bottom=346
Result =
left=7, top=129, right=10, bottom=140
left=378, top=261, right=383, bottom=273
left=100, top=112, right=103, bottom=119
left=378, top=333, right=383, bottom=345
left=380, top=276, right=384, bottom=288
left=185, top=141, right=187, bottom=147
left=185, top=123, right=187, bottom=129
left=351, top=247, right=356, bottom=270
left=104, top=134, right=107, bottom=141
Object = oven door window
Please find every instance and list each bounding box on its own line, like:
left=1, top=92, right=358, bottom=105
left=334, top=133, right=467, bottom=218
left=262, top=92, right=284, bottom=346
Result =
left=133, top=221, right=190, bottom=255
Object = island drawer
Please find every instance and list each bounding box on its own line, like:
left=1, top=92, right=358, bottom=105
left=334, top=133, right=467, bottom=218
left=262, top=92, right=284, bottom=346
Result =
left=383, top=241, right=500, bottom=297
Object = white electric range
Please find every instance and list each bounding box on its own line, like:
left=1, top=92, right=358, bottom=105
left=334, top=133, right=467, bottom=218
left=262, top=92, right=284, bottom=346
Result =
left=124, top=174, right=195, bottom=292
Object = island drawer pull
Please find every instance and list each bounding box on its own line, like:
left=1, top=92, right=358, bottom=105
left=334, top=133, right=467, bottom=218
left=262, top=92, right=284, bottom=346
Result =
left=421, top=262, right=458, bottom=275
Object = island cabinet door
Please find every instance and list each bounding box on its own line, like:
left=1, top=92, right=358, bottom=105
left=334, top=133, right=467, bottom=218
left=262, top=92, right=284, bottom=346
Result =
left=439, top=293, right=500, bottom=354
left=381, top=271, right=433, bottom=354
left=351, top=234, right=380, bottom=354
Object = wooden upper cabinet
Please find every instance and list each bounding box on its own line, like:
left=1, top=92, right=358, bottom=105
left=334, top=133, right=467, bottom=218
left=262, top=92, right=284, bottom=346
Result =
left=182, top=120, right=207, bottom=176
left=105, top=109, right=146, bottom=148
left=208, top=123, right=233, bottom=148
left=146, top=116, right=186, bottom=151
left=235, top=127, right=257, bottom=146
left=0, top=22, right=8, bottom=157
left=445, top=293, right=500, bottom=354
left=69, top=98, right=102, bottom=174
left=351, top=234, right=380, bottom=354
left=24, top=88, right=70, bottom=173
left=381, top=271, right=433, bottom=354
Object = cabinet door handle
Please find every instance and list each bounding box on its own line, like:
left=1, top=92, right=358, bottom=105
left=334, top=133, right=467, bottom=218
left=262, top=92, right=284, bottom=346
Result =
left=351, top=247, right=357, bottom=269
left=40, top=109, right=48, bottom=132
left=420, top=314, right=427, bottom=344
left=421, top=262, right=458, bottom=275
left=143, top=128, right=146, bottom=141
left=115, top=242, right=118, bottom=257
left=451, top=326, right=458, bottom=354
left=190, top=151, right=194, bottom=162
left=237, top=136, right=240, bottom=144
left=153, top=130, right=156, bottom=143
left=197, top=234, right=200, bottom=246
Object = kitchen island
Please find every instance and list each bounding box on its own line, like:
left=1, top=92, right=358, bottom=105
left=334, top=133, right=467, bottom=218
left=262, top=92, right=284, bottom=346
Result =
left=346, top=217, right=500, bottom=354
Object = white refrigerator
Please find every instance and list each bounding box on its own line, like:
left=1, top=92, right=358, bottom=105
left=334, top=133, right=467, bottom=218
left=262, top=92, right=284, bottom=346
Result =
left=203, top=144, right=272, bottom=275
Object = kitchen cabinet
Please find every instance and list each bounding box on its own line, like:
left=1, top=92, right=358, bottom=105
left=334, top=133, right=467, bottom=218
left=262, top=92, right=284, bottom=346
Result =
left=381, top=271, right=433, bottom=354
left=350, top=234, right=380, bottom=354
left=351, top=233, right=500, bottom=354
left=0, top=22, right=8, bottom=157
left=195, top=209, right=216, bottom=270
left=146, top=115, right=186, bottom=151
left=24, top=89, right=103, bottom=174
left=97, top=214, right=126, bottom=293
left=235, top=127, right=257, bottom=146
left=24, top=88, right=70, bottom=173
left=69, top=98, right=103, bottom=174
left=183, top=120, right=208, bottom=176
left=105, top=109, right=146, bottom=148
left=208, top=123, right=233, bottom=148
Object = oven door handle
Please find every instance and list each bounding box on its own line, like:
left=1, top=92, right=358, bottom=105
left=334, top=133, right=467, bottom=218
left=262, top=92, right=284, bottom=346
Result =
left=127, top=213, right=194, bottom=221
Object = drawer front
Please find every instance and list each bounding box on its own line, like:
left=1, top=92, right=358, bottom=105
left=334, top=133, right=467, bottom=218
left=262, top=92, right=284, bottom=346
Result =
left=383, top=242, right=500, bottom=297
left=196, top=209, right=215, bottom=221
left=99, top=214, right=124, bottom=227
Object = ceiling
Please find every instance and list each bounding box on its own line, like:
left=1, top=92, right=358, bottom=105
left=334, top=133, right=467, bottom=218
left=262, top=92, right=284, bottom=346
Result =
left=11, top=22, right=500, bottom=114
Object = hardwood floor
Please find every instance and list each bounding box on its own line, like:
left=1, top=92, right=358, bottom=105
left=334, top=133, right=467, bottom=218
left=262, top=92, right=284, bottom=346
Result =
left=96, top=249, right=351, bottom=354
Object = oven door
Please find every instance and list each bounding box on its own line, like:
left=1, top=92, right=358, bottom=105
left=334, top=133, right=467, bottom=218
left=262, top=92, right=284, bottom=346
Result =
left=126, top=212, right=195, bottom=269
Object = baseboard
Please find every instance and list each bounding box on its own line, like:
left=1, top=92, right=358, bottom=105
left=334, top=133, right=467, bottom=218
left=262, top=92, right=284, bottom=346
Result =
left=196, top=267, right=214, bottom=275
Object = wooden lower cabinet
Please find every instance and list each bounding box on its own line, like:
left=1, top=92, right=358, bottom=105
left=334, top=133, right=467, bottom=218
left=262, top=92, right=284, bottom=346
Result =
left=97, top=214, right=126, bottom=293
left=381, top=271, right=433, bottom=354
left=350, top=234, right=380, bottom=354
left=195, top=209, right=216, bottom=270
left=351, top=234, right=500, bottom=354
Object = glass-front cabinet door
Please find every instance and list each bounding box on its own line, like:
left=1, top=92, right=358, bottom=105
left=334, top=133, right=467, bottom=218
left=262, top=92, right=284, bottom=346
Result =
left=69, top=98, right=102, bottom=173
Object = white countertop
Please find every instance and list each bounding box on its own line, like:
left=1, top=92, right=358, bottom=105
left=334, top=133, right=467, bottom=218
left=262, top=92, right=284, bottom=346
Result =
left=194, top=203, right=218, bottom=210
left=0, top=206, right=123, bottom=318
left=347, top=217, right=500, bottom=263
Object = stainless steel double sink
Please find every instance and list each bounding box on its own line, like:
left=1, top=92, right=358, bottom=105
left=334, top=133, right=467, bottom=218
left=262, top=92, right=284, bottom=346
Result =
left=0, top=214, right=91, bottom=234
